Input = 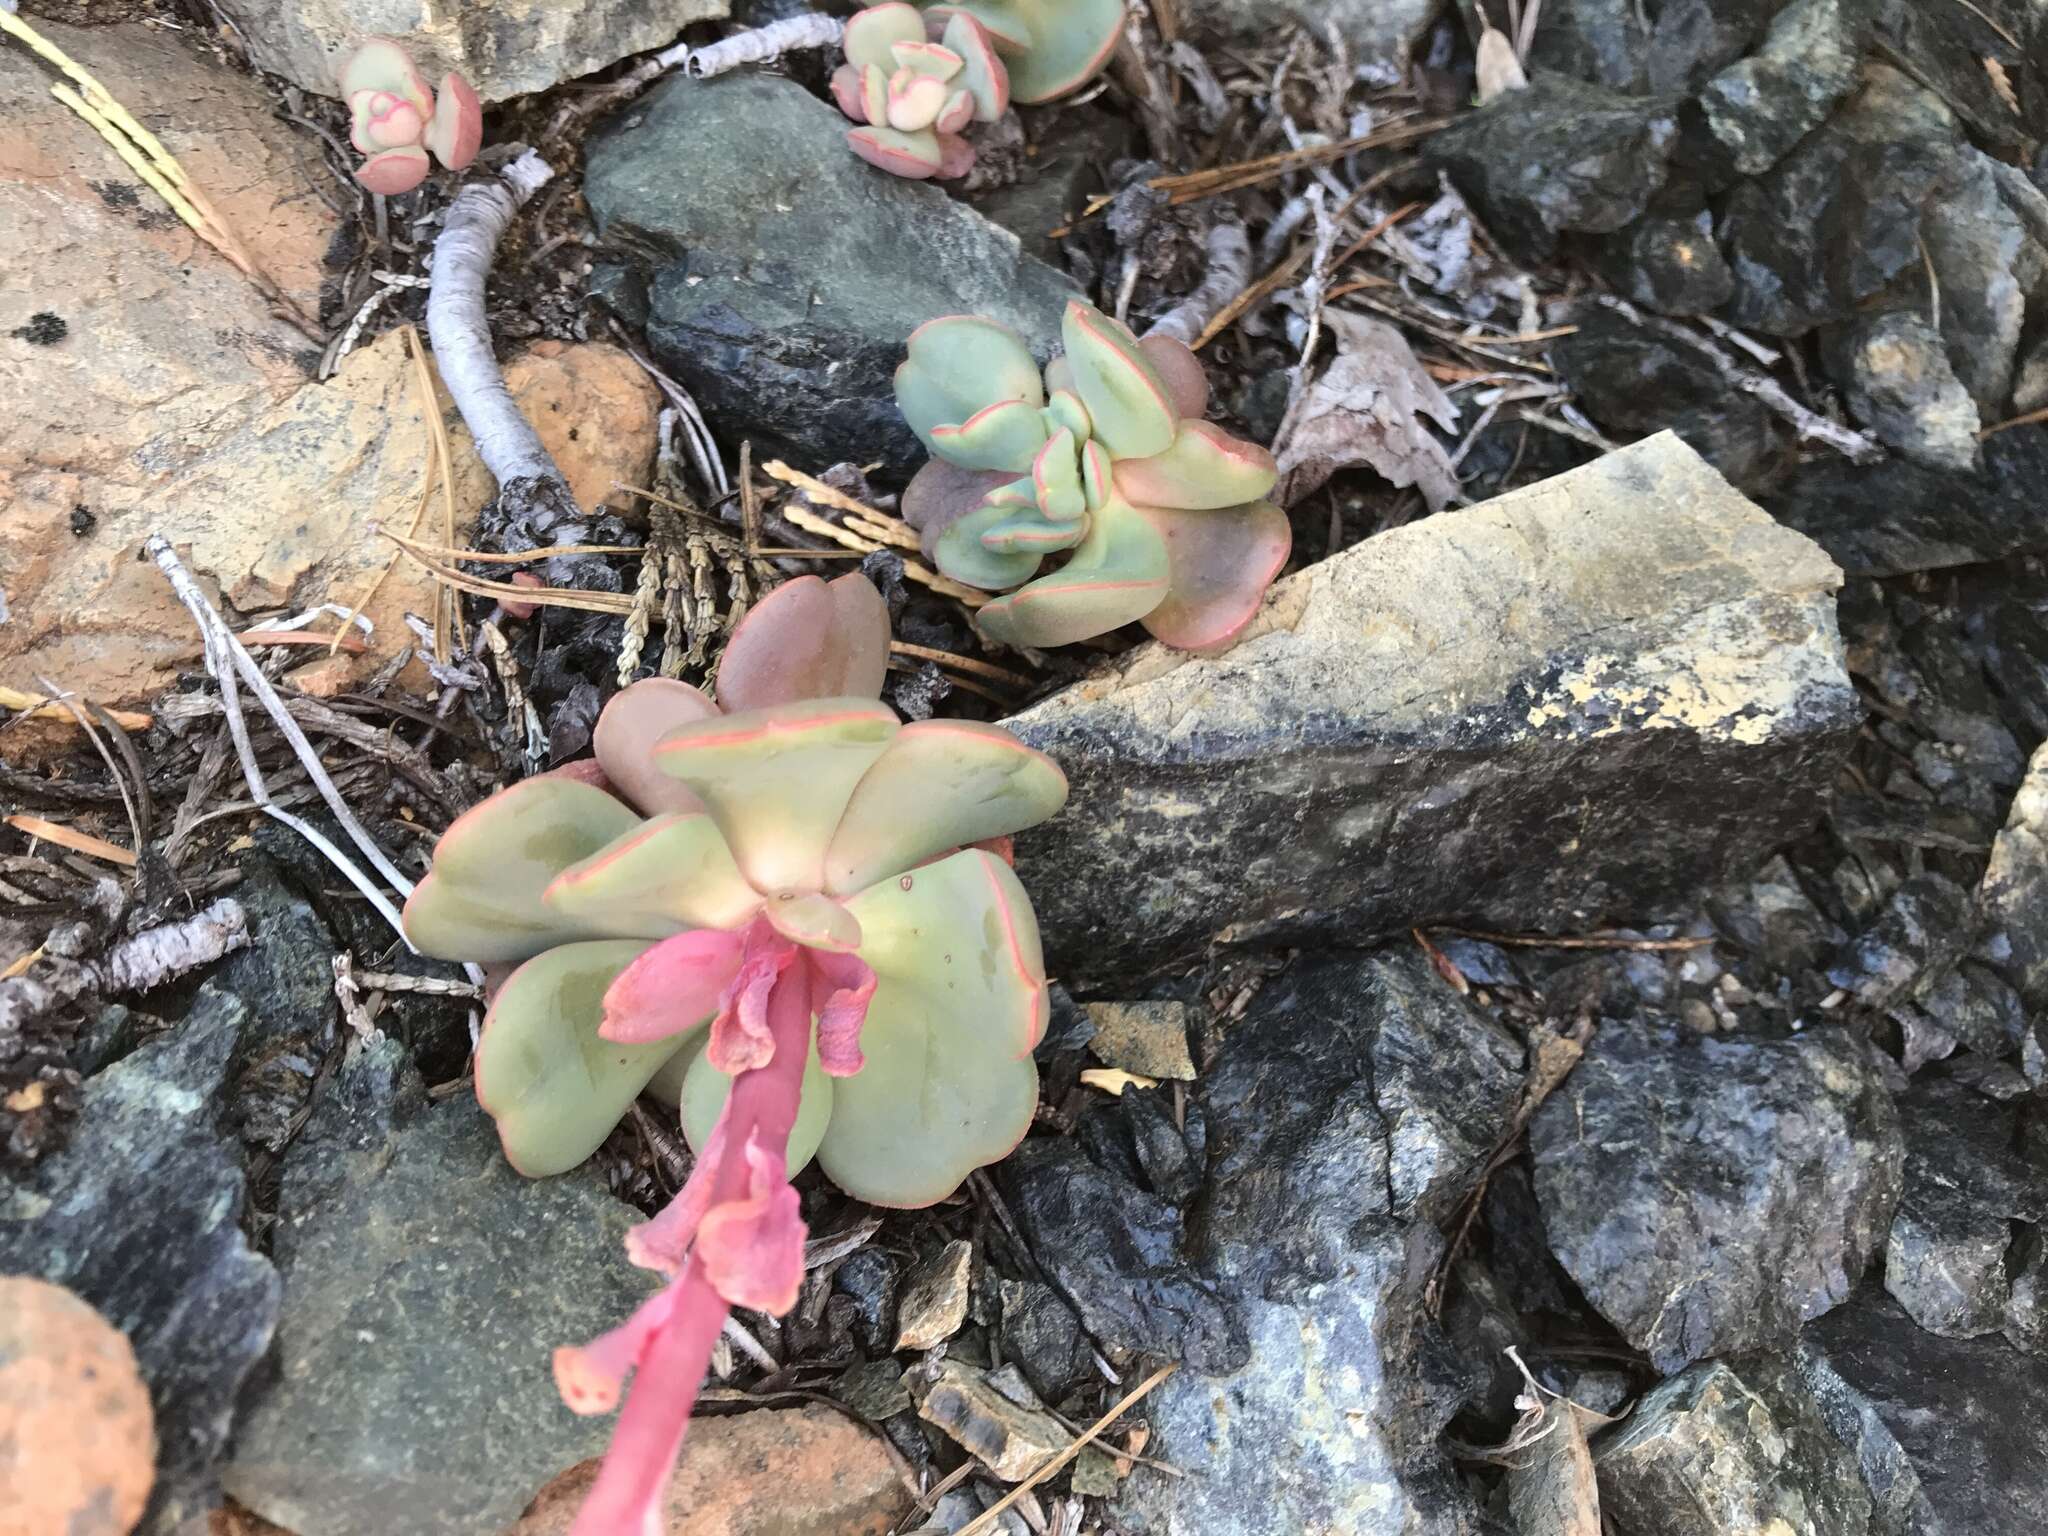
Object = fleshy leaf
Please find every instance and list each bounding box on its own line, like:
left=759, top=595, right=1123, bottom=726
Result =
left=822, top=850, right=1046, bottom=1205
left=1042, top=388, right=1091, bottom=440
left=763, top=891, right=863, bottom=951
left=930, top=397, right=1050, bottom=471
left=923, top=1, right=1033, bottom=52
left=861, top=63, right=891, bottom=126
left=474, top=939, right=686, bottom=1177
left=923, top=0, right=1116, bottom=101
left=933, top=498, right=1047, bottom=590
left=891, top=39, right=964, bottom=77
left=895, top=316, right=1044, bottom=454
left=1113, top=420, right=1280, bottom=509
left=338, top=36, right=434, bottom=116
left=887, top=70, right=950, bottom=132
left=824, top=721, right=1068, bottom=893
left=714, top=573, right=890, bottom=714
left=1031, top=427, right=1086, bottom=520
left=598, top=928, right=746, bottom=1044
left=654, top=699, right=899, bottom=894
left=901, top=458, right=1014, bottom=560
left=935, top=87, right=975, bottom=134
left=830, top=63, right=867, bottom=120
left=423, top=71, right=483, bottom=170
left=404, top=776, right=643, bottom=962
left=848, top=124, right=942, bottom=177
left=1141, top=334, right=1211, bottom=419
left=351, top=92, right=423, bottom=153
left=942, top=11, right=1010, bottom=121
left=673, top=1031, right=834, bottom=1175
left=592, top=678, right=717, bottom=816
left=979, top=507, right=1089, bottom=556
left=543, top=814, right=758, bottom=935
left=1134, top=499, right=1293, bottom=652
left=1080, top=437, right=1113, bottom=511
left=845, top=1, right=930, bottom=71
left=356, top=146, right=430, bottom=195
left=1061, top=301, right=1179, bottom=459
left=934, top=131, right=977, bottom=180
left=973, top=494, right=1170, bottom=648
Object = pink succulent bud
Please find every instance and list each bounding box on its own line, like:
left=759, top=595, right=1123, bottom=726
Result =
left=501, top=568, right=545, bottom=620
left=337, top=37, right=485, bottom=193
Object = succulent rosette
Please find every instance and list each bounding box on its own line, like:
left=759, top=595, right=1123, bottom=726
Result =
left=898, top=301, right=1292, bottom=650
left=832, top=2, right=1010, bottom=179
left=912, top=0, right=1123, bottom=105
left=339, top=37, right=483, bottom=195
left=403, top=573, right=1067, bottom=1535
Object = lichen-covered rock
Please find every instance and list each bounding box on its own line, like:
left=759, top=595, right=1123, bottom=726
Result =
left=223, top=1043, right=657, bottom=1536
left=0, top=986, right=279, bottom=1533
left=1531, top=1024, right=1902, bottom=1372
left=584, top=72, right=1076, bottom=472
left=210, top=0, right=729, bottom=103
left=1009, top=433, right=1861, bottom=986
left=0, top=1276, right=155, bottom=1536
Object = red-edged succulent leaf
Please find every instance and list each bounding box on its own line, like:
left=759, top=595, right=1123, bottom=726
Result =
left=887, top=70, right=950, bottom=131
left=1042, top=387, right=1091, bottom=440
left=896, top=315, right=1043, bottom=453
left=543, top=813, right=761, bottom=934
left=592, top=678, right=717, bottom=816
left=762, top=891, right=863, bottom=952
left=934, top=131, right=977, bottom=179
left=1080, top=436, right=1113, bottom=510
left=403, top=775, right=643, bottom=962
left=1113, top=419, right=1280, bottom=509
left=923, top=1, right=1033, bottom=52
left=942, top=10, right=1010, bottom=120
left=824, top=720, right=1067, bottom=893
left=902, top=458, right=1014, bottom=559
left=654, top=699, right=900, bottom=895
left=350, top=91, right=424, bottom=153
left=846, top=1, right=930, bottom=71
left=929, top=397, right=1049, bottom=471
left=714, top=573, right=890, bottom=714
left=1141, top=333, right=1211, bottom=419
left=933, top=498, right=1047, bottom=590
left=935, top=0, right=1119, bottom=102
left=861, top=63, right=891, bottom=126
left=1134, top=498, right=1293, bottom=652
left=1061, top=301, right=1179, bottom=459
left=848, top=124, right=943, bottom=177
left=935, top=87, right=976, bottom=134
left=423, top=71, right=483, bottom=170
left=830, top=63, right=869, bottom=120
left=1031, top=427, right=1087, bottom=520
left=891, top=39, right=965, bottom=77
left=474, top=938, right=685, bottom=1176
left=355, top=146, right=431, bottom=195
left=823, top=849, right=1046, bottom=1205
left=599, top=927, right=746, bottom=1043
left=339, top=35, right=434, bottom=116
left=973, top=494, right=1170, bottom=648
left=979, top=506, right=1089, bottom=556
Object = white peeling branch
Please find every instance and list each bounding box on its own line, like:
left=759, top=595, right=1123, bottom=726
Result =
left=546, top=15, right=846, bottom=138
left=0, top=898, right=248, bottom=1034
left=1146, top=222, right=1252, bottom=347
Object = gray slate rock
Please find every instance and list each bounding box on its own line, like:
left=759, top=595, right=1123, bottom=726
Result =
left=1587, top=207, right=1737, bottom=317
left=1679, top=0, right=1866, bottom=185
left=1429, top=73, right=1679, bottom=264
left=1531, top=1024, right=1903, bottom=1372
left=1982, top=739, right=2048, bottom=1010
left=1594, top=1358, right=1874, bottom=1536
left=1821, top=311, right=1981, bottom=471
left=1528, top=0, right=1785, bottom=94
left=1009, top=433, right=1861, bottom=986
left=996, top=1278, right=1093, bottom=1403
left=1116, top=949, right=1519, bottom=1536
left=1918, top=151, right=2048, bottom=417
left=211, top=0, right=728, bottom=103
left=583, top=72, right=1076, bottom=472
left=1801, top=1289, right=2048, bottom=1535
left=223, top=1042, right=655, bottom=1536
left=0, top=984, right=280, bottom=1535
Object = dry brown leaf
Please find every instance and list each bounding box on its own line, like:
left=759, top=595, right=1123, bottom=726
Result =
left=1273, top=310, right=1462, bottom=510
left=1078, top=1067, right=1161, bottom=1096
left=1985, top=56, right=2020, bottom=115
left=1476, top=27, right=1529, bottom=104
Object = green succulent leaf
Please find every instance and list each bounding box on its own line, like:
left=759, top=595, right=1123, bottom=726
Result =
left=942, top=10, right=1010, bottom=120
left=979, top=507, right=1089, bottom=556
left=845, top=1, right=929, bottom=72
left=848, top=124, right=944, bottom=177
left=861, top=63, right=891, bottom=125
left=1031, top=427, right=1087, bottom=521
left=672, top=1030, right=834, bottom=1176
left=922, top=0, right=1033, bottom=51
left=1080, top=436, right=1113, bottom=511
left=763, top=891, right=864, bottom=951
left=338, top=36, right=434, bottom=116
left=404, top=776, right=643, bottom=963
left=901, top=458, right=1015, bottom=559
left=929, top=397, right=1051, bottom=471
left=542, top=813, right=760, bottom=934
left=1113, top=420, right=1280, bottom=509
left=821, top=850, right=1048, bottom=1204
left=932, top=498, right=1048, bottom=591
left=896, top=316, right=1044, bottom=454
left=655, top=699, right=899, bottom=894
left=973, top=493, right=1171, bottom=648
left=1042, top=388, right=1091, bottom=440
left=1061, top=301, right=1179, bottom=460
left=921, top=0, right=1119, bottom=103
left=475, top=939, right=687, bottom=1177
left=823, top=722, right=1068, bottom=893
left=1134, top=498, right=1293, bottom=653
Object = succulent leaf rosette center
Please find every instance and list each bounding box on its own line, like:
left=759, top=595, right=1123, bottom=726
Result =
left=898, top=301, right=1292, bottom=650
left=402, top=575, right=1066, bottom=1534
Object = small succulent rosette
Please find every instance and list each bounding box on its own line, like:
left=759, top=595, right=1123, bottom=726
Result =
left=339, top=37, right=483, bottom=195
left=403, top=573, right=1067, bottom=1534
left=898, top=300, right=1292, bottom=650
left=913, top=0, right=1123, bottom=105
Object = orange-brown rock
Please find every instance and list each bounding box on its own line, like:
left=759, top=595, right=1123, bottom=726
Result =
left=505, top=1405, right=909, bottom=1536
left=0, top=1275, right=155, bottom=1536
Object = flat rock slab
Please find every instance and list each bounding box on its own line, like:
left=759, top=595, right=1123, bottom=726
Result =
left=0, top=985, right=280, bottom=1534
left=583, top=71, right=1076, bottom=471
left=1009, top=432, right=1862, bottom=985
left=224, top=1043, right=656, bottom=1536
left=1531, top=1024, right=1903, bottom=1373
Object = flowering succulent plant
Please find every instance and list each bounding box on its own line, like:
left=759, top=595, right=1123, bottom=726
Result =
left=898, top=301, right=1291, bottom=650
left=403, top=573, right=1067, bottom=1534
left=832, top=2, right=1010, bottom=179
left=339, top=37, right=483, bottom=195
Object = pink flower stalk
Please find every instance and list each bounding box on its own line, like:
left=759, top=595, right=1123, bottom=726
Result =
left=553, top=918, right=877, bottom=1536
